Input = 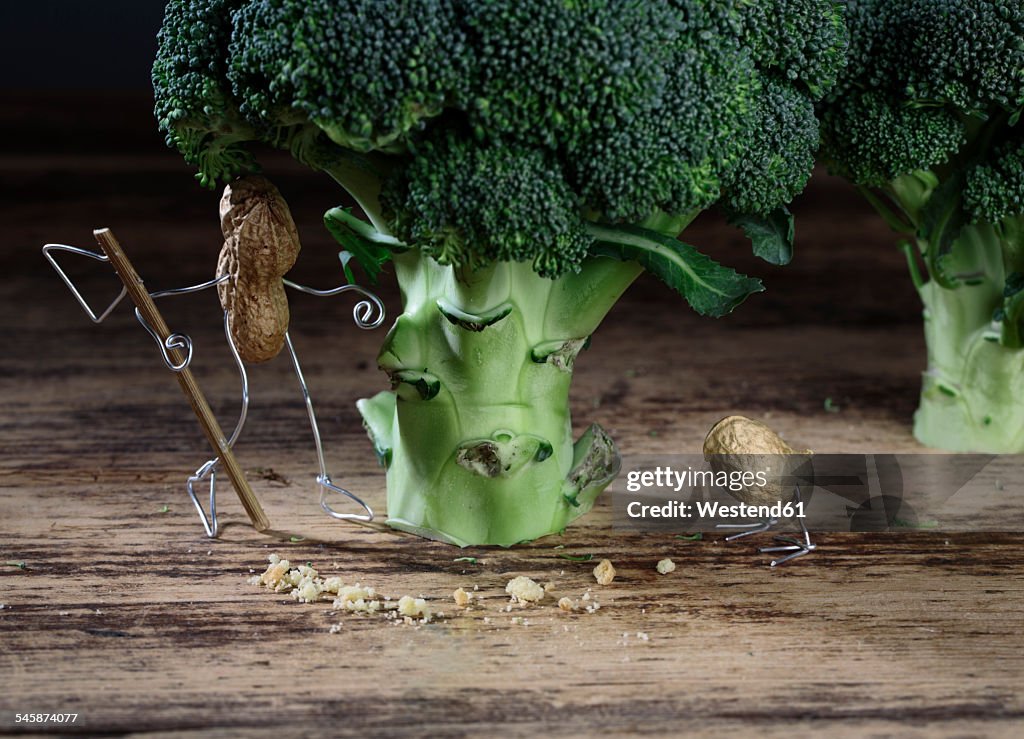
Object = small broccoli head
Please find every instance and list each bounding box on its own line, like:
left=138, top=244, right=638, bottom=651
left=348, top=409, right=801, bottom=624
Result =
left=742, top=0, right=850, bottom=99
left=566, top=32, right=754, bottom=223
left=553, top=0, right=848, bottom=223
left=877, top=0, right=1024, bottom=114
left=460, top=0, right=678, bottom=150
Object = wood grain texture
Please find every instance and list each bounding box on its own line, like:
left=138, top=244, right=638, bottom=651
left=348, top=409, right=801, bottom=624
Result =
left=1, top=127, right=1022, bottom=737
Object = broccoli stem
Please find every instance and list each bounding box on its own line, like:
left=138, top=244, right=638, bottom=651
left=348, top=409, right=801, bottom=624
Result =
left=357, top=252, right=642, bottom=546
left=913, top=223, right=1024, bottom=452
left=322, top=159, right=390, bottom=233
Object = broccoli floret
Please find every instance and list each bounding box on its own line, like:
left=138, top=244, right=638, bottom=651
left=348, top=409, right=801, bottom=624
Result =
left=460, top=0, right=678, bottom=150
left=965, top=139, right=1024, bottom=225
left=152, top=0, right=256, bottom=186
left=882, top=0, right=1024, bottom=113
left=821, top=0, right=1024, bottom=200
left=383, top=130, right=590, bottom=278
left=820, top=89, right=965, bottom=187
left=567, top=36, right=754, bottom=223
left=839, top=0, right=1024, bottom=112
left=742, top=0, right=850, bottom=98
left=714, top=1, right=846, bottom=214
left=228, top=0, right=466, bottom=152
left=721, top=78, right=821, bottom=215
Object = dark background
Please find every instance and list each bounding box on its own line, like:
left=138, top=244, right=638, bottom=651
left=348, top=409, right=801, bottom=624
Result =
left=0, top=2, right=166, bottom=90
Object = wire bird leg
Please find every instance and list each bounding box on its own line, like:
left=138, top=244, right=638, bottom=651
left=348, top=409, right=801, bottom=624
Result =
left=170, top=269, right=385, bottom=531
left=171, top=272, right=385, bottom=531
left=717, top=486, right=817, bottom=567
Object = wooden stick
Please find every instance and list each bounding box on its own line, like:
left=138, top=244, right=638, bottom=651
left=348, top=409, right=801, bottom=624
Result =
left=93, top=228, right=270, bottom=533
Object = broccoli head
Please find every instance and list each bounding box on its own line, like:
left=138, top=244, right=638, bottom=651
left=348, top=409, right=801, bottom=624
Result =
left=155, top=0, right=848, bottom=280
left=821, top=0, right=1024, bottom=192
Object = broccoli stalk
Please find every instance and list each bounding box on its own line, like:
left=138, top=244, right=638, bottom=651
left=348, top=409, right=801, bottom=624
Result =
left=819, top=0, right=1024, bottom=453
left=914, top=222, right=1024, bottom=452
left=154, top=0, right=847, bottom=544
left=359, top=253, right=641, bottom=545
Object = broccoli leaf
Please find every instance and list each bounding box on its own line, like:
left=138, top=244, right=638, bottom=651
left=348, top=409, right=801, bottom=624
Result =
left=324, top=207, right=404, bottom=285
left=586, top=223, right=764, bottom=317
left=727, top=206, right=794, bottom=266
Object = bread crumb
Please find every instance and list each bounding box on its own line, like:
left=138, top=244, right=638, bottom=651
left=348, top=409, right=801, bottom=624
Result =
left=453, top=587, right=471, bottom=607
left=397, top=595, right=432, bottom=622
left=656, top=558, right=676, bottom=575
left=333, top=585, right=379, bottom=612
left=252, top=554, right=448, bottom=624
left=260, top=554, right=292, bottom=589
left=637, top=631, right=649, bottom=641
left=558, top=597, right=576, bottom=612
left=505, top=576, right=545, bottom=603
left=593, top=559, right=616, bottom=586
left=328, top=623, right=342, bottom=634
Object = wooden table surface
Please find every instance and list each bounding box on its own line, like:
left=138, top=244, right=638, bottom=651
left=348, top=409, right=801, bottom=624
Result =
left=1, top=96, right=1022, bottom=737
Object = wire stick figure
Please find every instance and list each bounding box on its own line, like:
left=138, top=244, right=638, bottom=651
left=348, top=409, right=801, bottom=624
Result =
left=43, top=179, right=385, bottom=538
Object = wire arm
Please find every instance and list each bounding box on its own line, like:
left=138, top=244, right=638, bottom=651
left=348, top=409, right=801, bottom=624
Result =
left=282, top=279, right=386, bottom=329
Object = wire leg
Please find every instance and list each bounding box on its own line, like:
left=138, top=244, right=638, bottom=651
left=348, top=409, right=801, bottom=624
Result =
left=182, top=312, right=250, bottom=539
left=717, top=486, right=817, bottom=567
left=186, top=460, right=219, bottom=538
left=284, top=332, right=374, bottom=522
left=760, top=486, right=816, bottom=567
left=717, top=518, right=777, bottom=541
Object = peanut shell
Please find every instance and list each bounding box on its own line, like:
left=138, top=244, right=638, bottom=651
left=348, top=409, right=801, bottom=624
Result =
left=702, top=415, right=812, bottom=505
left=216, top=176, right=300, bottom=363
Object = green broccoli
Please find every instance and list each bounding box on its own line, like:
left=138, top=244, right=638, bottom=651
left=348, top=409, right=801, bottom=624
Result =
left=154, top=0, right=847, bottom=545
left=819, top=0, right=1024, bottom=453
